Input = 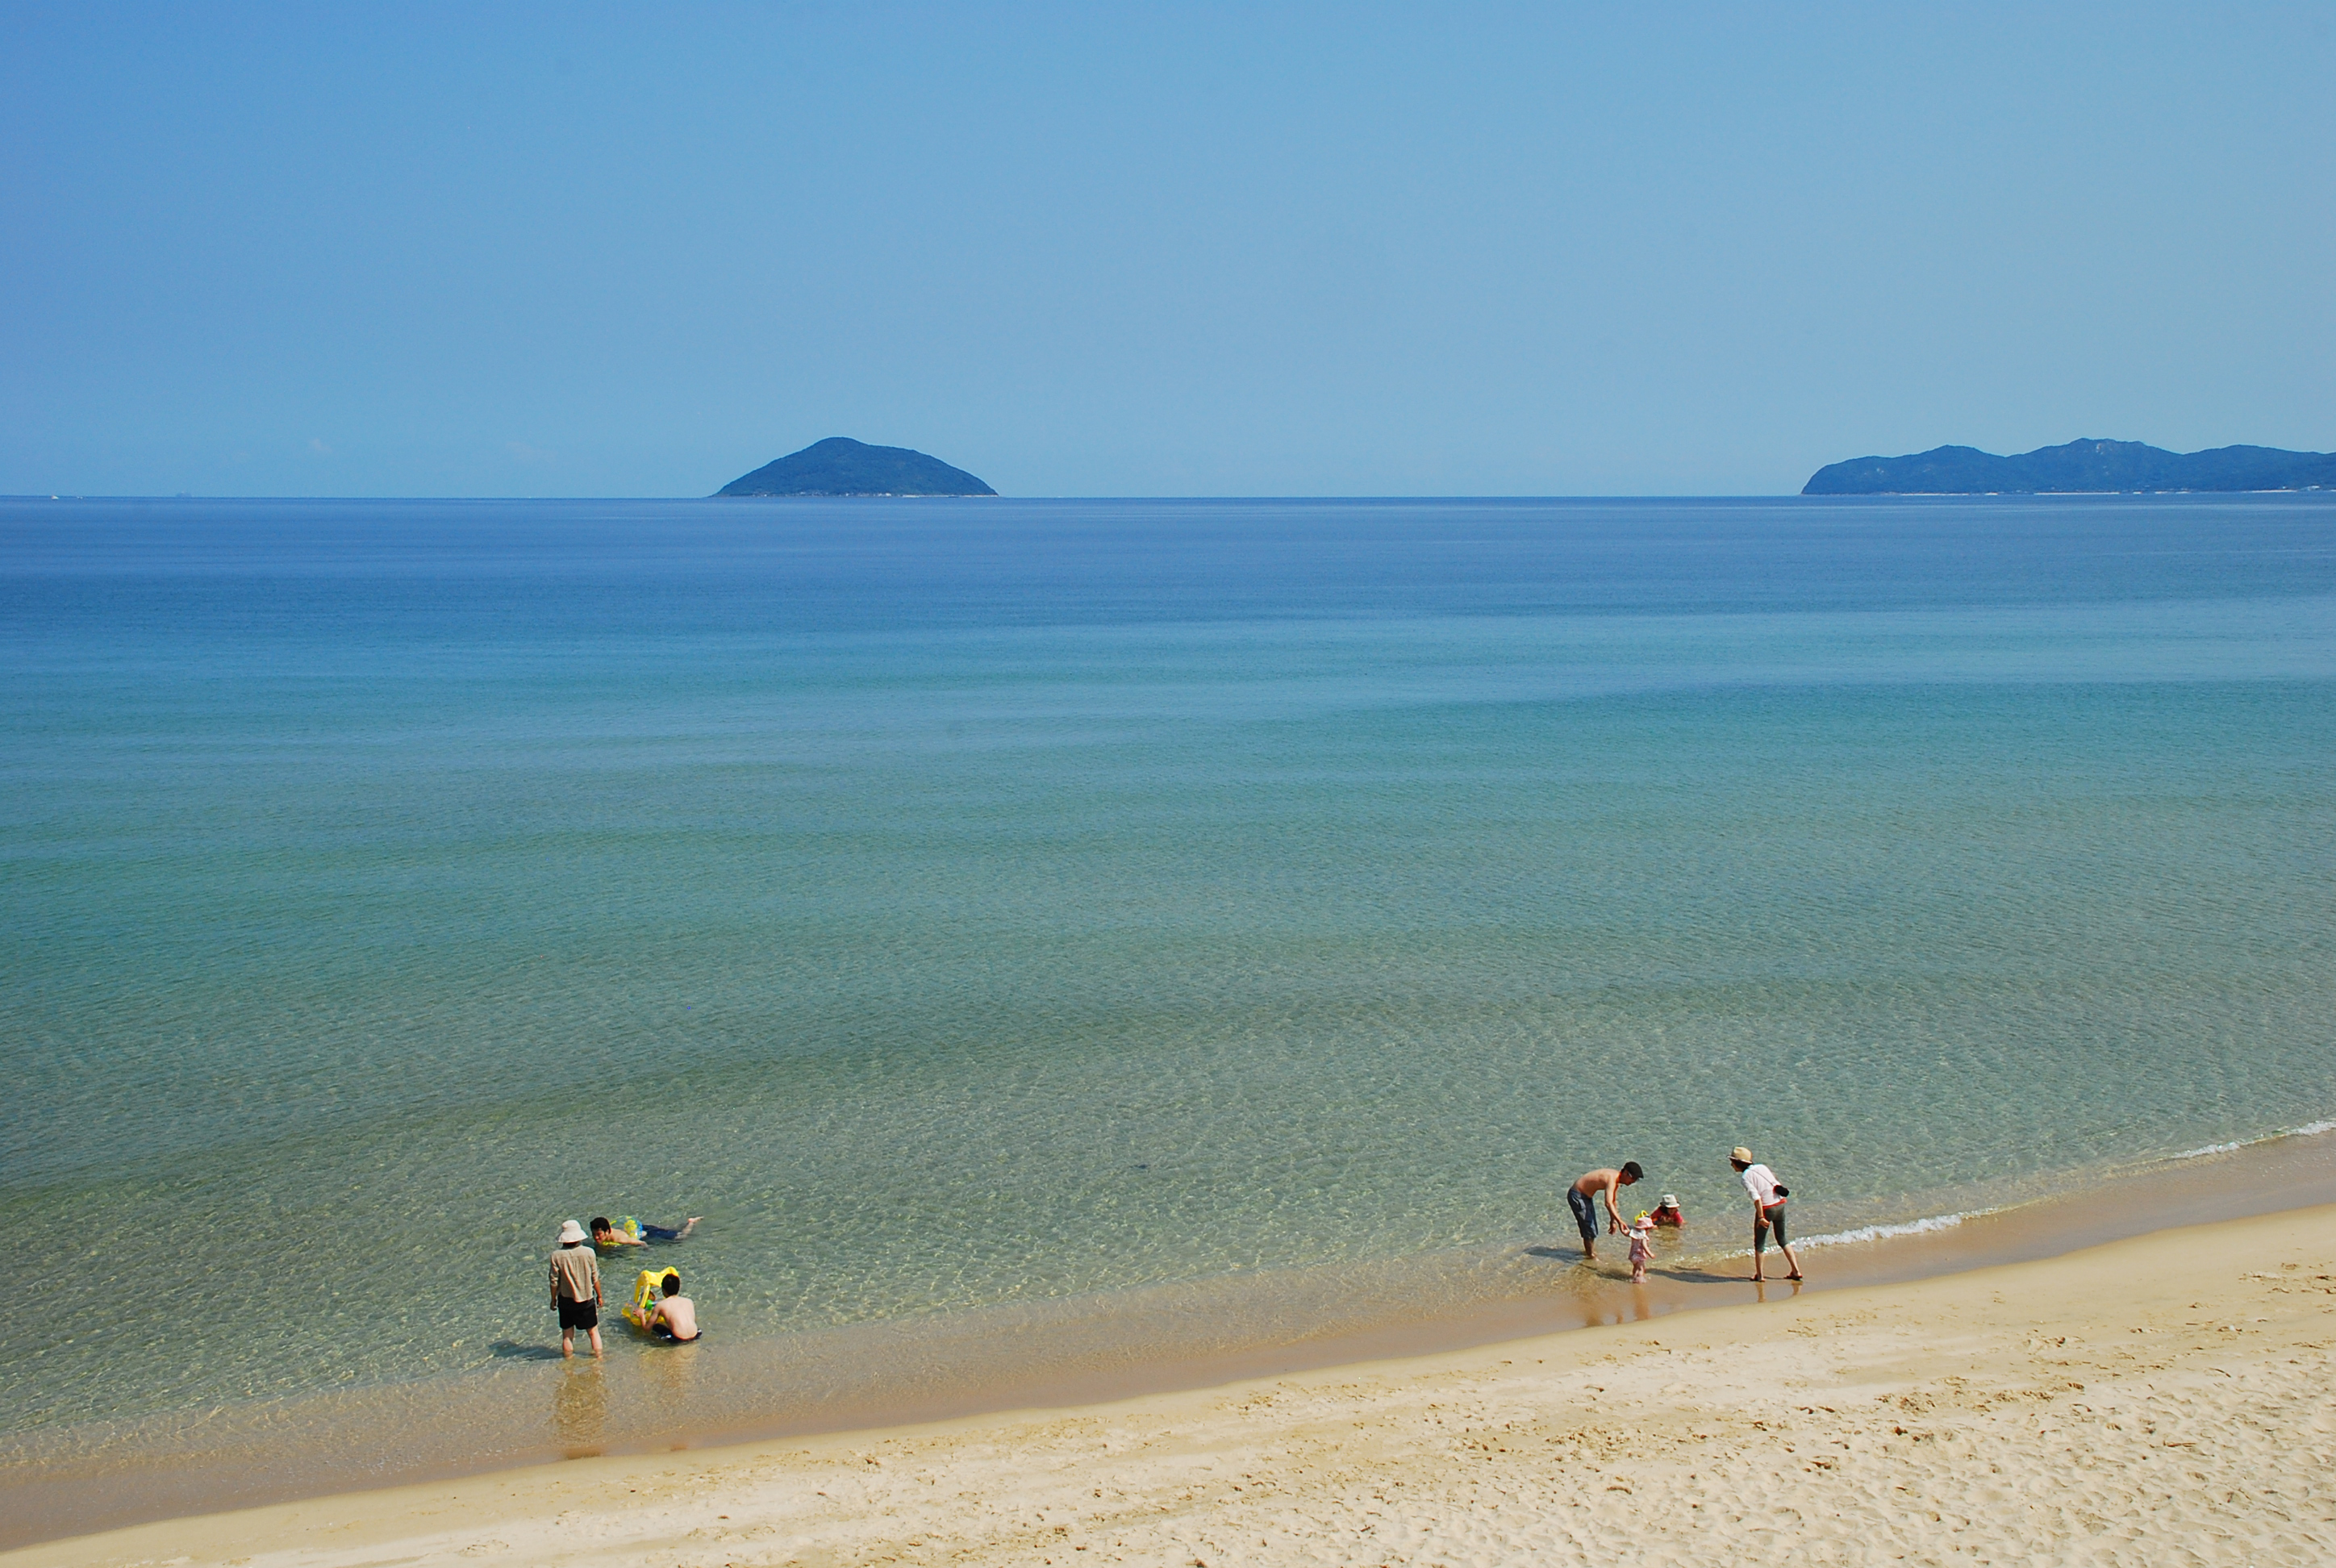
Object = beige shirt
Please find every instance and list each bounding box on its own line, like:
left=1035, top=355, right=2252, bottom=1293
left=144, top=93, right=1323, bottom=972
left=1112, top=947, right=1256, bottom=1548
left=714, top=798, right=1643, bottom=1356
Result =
left=549, top=1244, right=601, bottom=1303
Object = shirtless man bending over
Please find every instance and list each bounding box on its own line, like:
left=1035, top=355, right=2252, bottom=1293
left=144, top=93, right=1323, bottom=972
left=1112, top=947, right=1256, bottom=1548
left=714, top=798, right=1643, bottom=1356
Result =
left=1568, top=1161, right=1644, bottom=1261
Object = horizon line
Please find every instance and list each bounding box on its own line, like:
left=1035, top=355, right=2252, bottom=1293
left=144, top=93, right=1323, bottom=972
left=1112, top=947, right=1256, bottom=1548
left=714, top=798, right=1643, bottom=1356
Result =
left=20, top=490, right=2319, bottom=504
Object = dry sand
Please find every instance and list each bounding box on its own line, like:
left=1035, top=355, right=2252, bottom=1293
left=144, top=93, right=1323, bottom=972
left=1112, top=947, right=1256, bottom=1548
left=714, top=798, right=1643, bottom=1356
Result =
left=14, top=1204, right=2334, bottom=1567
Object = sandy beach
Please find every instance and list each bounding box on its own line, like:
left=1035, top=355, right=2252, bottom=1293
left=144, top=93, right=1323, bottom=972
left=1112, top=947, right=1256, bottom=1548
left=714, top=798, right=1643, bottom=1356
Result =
left=15, top=1202, right=2330, bottom=1567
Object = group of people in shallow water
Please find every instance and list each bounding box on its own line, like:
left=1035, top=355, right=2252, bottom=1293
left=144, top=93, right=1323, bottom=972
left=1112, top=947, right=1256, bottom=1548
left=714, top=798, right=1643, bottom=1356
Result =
left=1567, top=1146, right=1805, bottom=1284
left=547, top=1215, right=703, bottom=1357
left=544, top=1149, right=1800, bottom=1356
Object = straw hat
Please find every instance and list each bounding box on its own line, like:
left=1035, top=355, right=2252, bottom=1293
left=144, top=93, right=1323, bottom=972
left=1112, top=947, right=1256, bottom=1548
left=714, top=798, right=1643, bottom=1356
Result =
left=557, top=1219, right=587, bottom=1245
left=1729, top=1146, right=1754, bottom=1165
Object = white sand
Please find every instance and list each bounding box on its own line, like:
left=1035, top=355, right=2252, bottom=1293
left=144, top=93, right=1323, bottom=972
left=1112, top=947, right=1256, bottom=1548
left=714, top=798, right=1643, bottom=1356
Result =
left=15, top=1204, right=2334, bottom=1567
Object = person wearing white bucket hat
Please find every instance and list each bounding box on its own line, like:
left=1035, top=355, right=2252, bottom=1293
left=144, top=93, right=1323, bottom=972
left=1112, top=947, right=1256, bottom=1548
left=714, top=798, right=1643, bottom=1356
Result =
left=549, top=1219, right=605, bottom=1357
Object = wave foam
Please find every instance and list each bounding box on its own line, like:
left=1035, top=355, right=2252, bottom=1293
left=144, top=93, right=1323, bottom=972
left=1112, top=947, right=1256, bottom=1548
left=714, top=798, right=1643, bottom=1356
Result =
left=1797, top=1209, right=1988, bottom=1249
left=2164, top=1116, right=2336, bottom=1163
left=1746, top=1114, right=2336, bottom=1258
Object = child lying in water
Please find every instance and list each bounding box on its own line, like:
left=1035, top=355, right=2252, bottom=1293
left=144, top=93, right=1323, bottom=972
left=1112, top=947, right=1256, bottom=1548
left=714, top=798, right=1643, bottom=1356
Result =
left=591, top=1216, right=700, bottom=1247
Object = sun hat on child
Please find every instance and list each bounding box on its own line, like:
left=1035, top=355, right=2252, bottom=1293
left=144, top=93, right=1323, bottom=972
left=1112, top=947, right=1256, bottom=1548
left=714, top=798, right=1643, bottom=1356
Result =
left=557, top=1219, right=587, bottom=1245
left=1729, top=1146, right=1754, bottom=1164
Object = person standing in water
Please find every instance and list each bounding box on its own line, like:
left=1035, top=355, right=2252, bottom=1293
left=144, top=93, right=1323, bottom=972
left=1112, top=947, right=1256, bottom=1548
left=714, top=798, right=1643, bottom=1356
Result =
left=1625, top=1215, right=1656, bottom=1283
left=549, top=1219, right=605, bottom=1358
left=1729, top=1146, right=1804, bottom=1282
left=1567, top=1161, right=1644, bottom=1261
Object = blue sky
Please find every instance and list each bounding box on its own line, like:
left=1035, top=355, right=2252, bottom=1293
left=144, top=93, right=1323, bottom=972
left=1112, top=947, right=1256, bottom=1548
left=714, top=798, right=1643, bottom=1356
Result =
left=4, top=2, right=2330, bottom=496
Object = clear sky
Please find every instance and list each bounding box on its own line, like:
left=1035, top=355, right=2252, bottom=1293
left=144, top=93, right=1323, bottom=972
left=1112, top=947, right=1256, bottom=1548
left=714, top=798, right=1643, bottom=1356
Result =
left=4, top=2, right=2330, bottom=497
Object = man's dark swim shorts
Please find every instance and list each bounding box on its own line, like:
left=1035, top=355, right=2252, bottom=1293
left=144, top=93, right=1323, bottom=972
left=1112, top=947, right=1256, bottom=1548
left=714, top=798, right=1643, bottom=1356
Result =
left=1567, top=1186, right=1600, bottom=1245
left=557, top=1297, right=599, bottom=1330
left=1754, top=1201, right=1788, bottom=1250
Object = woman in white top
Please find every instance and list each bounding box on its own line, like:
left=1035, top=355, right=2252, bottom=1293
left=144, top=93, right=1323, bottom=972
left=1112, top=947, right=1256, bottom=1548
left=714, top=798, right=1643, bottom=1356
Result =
left=1729, top=1146, right=1804, bottom=1282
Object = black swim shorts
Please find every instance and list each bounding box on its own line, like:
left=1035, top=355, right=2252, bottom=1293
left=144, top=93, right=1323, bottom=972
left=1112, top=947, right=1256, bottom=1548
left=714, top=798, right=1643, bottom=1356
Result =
left=1754, top=1201, right=1788, bottom=1250
left=557, top=1296, right=599, bottom=1330
left=1567, top=1186, right=1600, bottom=1245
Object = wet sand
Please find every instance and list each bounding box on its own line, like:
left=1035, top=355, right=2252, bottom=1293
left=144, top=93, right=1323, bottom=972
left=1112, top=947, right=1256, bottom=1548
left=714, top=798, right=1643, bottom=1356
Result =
left=4, top=1127, right=2334, bottom=1553
left=11, top=1198, right=2334, bottom=1566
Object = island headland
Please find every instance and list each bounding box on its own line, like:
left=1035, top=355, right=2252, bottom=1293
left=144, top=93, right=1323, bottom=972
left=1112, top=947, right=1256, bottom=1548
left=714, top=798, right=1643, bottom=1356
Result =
left=1804, top=437, right=2336, bottom=495
left=715, top=437, right=996, bottom=497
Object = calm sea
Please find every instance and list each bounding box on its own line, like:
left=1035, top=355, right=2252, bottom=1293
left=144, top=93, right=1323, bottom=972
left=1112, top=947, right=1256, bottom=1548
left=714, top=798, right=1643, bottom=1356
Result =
left=3, top=494, right=2333, bottom=1479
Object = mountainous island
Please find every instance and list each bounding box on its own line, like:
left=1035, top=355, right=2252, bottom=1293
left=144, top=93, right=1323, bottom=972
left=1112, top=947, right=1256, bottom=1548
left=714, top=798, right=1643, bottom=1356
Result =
left=1804, top=439, right=2336, bottom=495
left=715, top=437, right=996, bottom=497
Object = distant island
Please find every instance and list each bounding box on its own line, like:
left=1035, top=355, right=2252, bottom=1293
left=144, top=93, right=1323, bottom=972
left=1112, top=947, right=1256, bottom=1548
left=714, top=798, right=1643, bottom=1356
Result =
left=1804, top=438, right=2336, bottom=495
left=715, top=437, right=996, bottom=497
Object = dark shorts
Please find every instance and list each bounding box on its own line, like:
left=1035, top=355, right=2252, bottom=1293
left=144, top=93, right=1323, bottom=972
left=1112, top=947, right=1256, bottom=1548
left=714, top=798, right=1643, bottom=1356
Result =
left=1567, top=1186, right=1600, bottom=1245
left=557, top=1297, right=599, bottom=1330
left=642, top=1224, right=682, bottom=1242
left=1754, top=1202, right=1787, bottom=1250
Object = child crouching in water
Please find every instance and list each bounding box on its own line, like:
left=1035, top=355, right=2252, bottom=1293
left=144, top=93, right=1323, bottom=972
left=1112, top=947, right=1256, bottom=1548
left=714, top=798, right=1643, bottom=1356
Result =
left=1626, top=1215, right=1656, bottom=1282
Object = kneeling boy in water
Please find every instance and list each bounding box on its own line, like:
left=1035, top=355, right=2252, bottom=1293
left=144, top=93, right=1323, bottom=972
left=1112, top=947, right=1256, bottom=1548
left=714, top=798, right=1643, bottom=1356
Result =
left=642, top=1272, right=700, bottom=1342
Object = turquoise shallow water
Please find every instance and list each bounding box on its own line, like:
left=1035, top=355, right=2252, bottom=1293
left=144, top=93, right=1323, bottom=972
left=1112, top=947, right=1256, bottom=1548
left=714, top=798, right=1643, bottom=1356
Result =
left=2, top=494, right=2334, bottom=1447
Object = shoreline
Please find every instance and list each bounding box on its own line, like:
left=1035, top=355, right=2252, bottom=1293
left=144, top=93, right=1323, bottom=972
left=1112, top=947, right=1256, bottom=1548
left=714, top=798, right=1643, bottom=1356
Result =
left=12, top=1199, right=2334, bottom=1566
left=4, top=1121, right=2334, bottom=1553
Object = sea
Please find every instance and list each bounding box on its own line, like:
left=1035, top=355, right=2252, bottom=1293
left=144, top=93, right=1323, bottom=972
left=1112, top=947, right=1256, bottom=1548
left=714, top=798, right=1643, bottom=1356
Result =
left=3, top=494, right=2334, bottom=1538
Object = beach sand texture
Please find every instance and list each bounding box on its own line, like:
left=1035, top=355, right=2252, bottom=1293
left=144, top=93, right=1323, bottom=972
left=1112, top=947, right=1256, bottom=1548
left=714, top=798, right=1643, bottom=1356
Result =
left=15, top=1204, right=2332, bottom=1567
